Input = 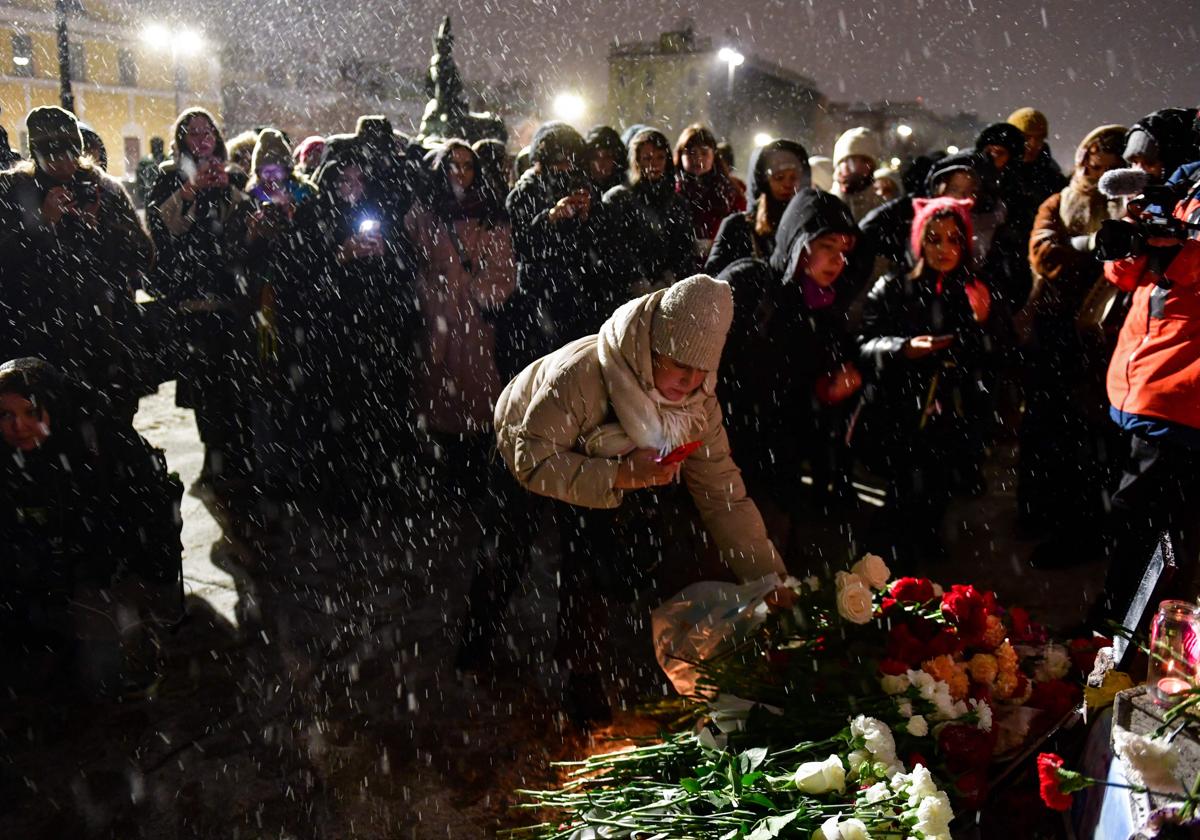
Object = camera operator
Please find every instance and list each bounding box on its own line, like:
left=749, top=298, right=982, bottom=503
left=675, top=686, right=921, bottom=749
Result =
left=1089, top=134, right=1200, bottom=628
left=0, top=106, right=153, bottom=423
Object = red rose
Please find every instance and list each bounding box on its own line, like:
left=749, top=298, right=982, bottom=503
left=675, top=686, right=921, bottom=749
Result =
left=891, top=577, right=936, bottom=604
left=1037, top=753, right=1074, bottom=811
left=886, top=624, right=926, bottom=666
left=1030, top=679, right=1081, bottom=721
left=880, top=658, right=909, bottom=676
left=937, top=723, right=996, bottom=773
left=941, top=585, right=997, bottom=646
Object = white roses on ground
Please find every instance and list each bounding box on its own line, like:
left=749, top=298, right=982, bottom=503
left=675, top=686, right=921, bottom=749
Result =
left=793, top=755, right=847, bottom=794
left=815, top=815, right=870, bottom=840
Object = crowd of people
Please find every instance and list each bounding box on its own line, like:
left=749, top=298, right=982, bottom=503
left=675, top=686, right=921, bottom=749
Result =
left=2, top=98, right=1199, bottom=727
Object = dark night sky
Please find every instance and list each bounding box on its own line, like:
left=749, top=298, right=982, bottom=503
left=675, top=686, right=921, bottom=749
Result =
left=133, top=0, right=1198, bottom=162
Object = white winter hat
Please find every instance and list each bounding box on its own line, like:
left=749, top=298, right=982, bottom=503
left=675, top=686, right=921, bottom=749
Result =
left=833, top=127, right=881, bottom=168
left=651, top=274, right=734, bottom=372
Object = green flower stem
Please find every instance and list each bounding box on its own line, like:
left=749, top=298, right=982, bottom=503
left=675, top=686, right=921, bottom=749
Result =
left=1180, top=769, right=1200, bottom=821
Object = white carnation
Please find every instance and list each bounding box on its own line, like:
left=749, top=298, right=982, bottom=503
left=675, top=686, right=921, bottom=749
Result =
left=904, top=763, right=940, bottom=806
left=906, top=715, right=929, bottom=737
left=1113, top=729, right=1186, bottom=795
left=881, top=673, right=911, bottom=695
left=897, top=700, right=914, bottom=718
left=851, top=715, right=900, bottom=774
left=863, top=781, right=891, bottom=804
left=915, top=791, right=954, bottom=838
left=970, top=699, right=993, bottom=732
left=851, top=553, right=891, bottom=590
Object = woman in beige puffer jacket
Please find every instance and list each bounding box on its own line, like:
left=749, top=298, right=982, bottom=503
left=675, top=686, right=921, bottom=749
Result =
left=494, top=274, right=786, bottom=725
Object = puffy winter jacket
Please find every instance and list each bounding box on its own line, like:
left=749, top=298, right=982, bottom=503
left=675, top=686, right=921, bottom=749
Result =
left=1105, top=175, right=1200, bottom=443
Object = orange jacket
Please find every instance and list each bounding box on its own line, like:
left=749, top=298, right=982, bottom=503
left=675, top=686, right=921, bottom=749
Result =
left=1105, top=188, right=1200, bottom=439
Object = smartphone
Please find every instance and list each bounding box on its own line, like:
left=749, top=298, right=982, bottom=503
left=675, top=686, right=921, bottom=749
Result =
left=655, top=441, right=702, bottom=465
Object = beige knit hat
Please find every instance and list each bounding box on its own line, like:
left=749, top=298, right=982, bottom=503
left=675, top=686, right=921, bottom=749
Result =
left=832, top=127, right=880, bottom=168
left=252, top=128, right=292, bottom=173
left=651, top=274, right=734, bottom=371
left=1007, top=107, right=1049, bottom=137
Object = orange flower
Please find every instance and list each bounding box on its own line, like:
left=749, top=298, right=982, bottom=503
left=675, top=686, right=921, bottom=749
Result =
left=924, top=654, right=970, bottom=700
left=968, top=653, right=999, bottom=686
left=981, top=615, right=1006, bottom=649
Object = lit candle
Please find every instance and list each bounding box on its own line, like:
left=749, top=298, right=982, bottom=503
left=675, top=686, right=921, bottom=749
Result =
left=1157, top=676, right=1192, bottom=696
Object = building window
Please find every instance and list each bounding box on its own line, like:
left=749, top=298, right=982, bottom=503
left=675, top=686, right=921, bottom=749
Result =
left=11, top=34, right=33, bottom=77
left=118, top=48, right=137, bottom=87
left=68, top=41, right=86, bottom=81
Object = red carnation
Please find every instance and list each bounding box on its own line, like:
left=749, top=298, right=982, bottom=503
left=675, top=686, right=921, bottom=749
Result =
left=941, top=585, right=997, bottom=646
left=907, top=751, right=930, bottom=769
left=886, top=624, right=928, bottom=666
left=880, top=658, right=909, bottom=676
left=891, top=577, right=936, bottom=604
left=1037, top=752, right=1081, bottom=811
left=937, top=723, right=996, bottom=773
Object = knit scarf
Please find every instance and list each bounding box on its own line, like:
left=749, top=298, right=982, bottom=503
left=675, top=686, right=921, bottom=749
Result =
left=588, top=294, right=712, bottom=458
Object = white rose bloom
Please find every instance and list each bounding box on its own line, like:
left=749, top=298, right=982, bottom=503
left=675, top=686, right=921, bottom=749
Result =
left=897, top=700, right=914, bottom=718
left=793, top=755, right=847, bottom=794
left=836, top=576, right=875, bottom=624
left=915, top=791, right=954, bottom=838
left=881, top=673, right=911, bottom=695
left=815, top=815, right=842, bottom=840
left=846, top=749, right=870, bottom=780
left=838, top=818, right=870, bottom=840
left=969, top=699, right=993, bottom=732
left=851, top=553, right=891, bottom=590
left=906, top=715, right=929, bottom=737
left=1113, top=729, right=1186, bottom=795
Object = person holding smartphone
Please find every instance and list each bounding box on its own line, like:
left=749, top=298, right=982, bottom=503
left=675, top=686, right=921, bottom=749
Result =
left=856, top=196, right=993, bottom=567
left=495, top=274, right=786, bottom=728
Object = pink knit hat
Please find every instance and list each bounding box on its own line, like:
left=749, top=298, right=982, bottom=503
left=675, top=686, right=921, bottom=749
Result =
left=910, top=196, right=974, bottom=264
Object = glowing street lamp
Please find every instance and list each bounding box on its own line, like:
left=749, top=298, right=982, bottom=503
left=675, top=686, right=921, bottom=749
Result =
left=552, top=92, right=586, bottom=125
left=895, top=123, right=914, bottom=139
left=946, top=144, right=960, bottom=154
left=142, top=24, right=206, bottom=113
left=753, top=132, right=773, bottom=147
left=718, top=46, right=744, bottom=95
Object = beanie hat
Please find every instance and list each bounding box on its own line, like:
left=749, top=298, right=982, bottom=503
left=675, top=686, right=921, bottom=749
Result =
left=808, top=155, right=833, bottom=192
left=975, top=122, right=1025, bottom=159
left=911, top=196, right=974, bottom=266
left=1123, top=127, right=1159, bottom=165
left=26, top=105, right=82, bottom=156
left=832, top=127, right=880, bottom=168
left=252, top=128, right=292, bottom=174
left=1075, top=124, right=1126, bottom=167
left=651, top=274, right=734, bottom=371
left=293, top=135, right=326, bottom=170
left=1007, top=107, right=1049, bottom=136
left=531, top=121, right=585, bottom=166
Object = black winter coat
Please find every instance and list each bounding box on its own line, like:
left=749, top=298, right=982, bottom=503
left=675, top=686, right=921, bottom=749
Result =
left=855, top=267, right=991, bottom=471
left=602, top=179, right=696, bottom=293
left=0, top=167, right=153, bottom=405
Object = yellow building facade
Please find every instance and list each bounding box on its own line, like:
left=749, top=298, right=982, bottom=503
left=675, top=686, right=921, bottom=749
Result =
left=0, top=0, right=221, bottom=177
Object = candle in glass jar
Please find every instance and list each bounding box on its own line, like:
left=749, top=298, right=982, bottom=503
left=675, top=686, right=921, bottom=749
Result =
left=1157, top=676, right=1192, bottom=696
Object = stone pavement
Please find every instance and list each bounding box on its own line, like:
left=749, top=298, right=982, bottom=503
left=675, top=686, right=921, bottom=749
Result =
left=0, top=387, right=1108, bottom=838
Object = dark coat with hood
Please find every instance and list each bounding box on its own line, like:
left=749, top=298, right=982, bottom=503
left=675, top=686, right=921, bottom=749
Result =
left=0, top=360, right=182, bottom=611
left=718, top=189, right=859, bottom=482
left=0, top=160, right=153, bottom=409
left=501, top=123, right=617, bottom=378
left=705, top=140, right=812, bottom=276
left=855, top=216, right=993, bottom=473
left=601, top=135, right=696, bottom=294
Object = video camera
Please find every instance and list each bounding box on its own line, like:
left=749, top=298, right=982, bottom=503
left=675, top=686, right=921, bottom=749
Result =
left=1094, top=168, right=1200, bottom=260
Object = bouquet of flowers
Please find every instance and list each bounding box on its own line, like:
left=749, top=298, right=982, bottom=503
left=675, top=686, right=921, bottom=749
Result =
left=511, top=553, right=1106, bottom=836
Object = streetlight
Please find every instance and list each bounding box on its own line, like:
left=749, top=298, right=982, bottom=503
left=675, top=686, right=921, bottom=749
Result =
left=552, top=92, right=585, bottom=125
left=718, top=46, right=744, bottom=95
left=895, top=123, right=913, bottom=139
left=55, top=0, right=83, bottom=112
left=753, top=132, right=773, bottom=147
left=142, top=24, right=205, bottom=114
left=946, top=145, right=960, bottom=155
